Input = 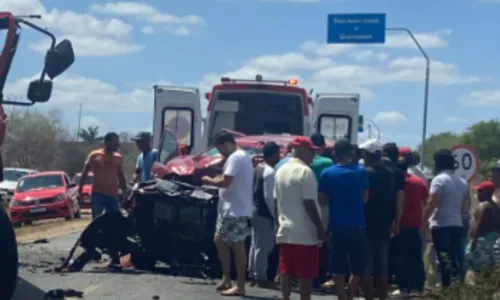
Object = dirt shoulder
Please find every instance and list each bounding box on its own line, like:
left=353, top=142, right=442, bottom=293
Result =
left=15, top=211, right=91, bottom=244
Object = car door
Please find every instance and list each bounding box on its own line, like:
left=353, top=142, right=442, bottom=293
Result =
left=157, top=128, right=180, bottom=165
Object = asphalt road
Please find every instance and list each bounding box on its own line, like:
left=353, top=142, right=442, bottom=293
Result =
left=14, top=232, right=345, bottom=300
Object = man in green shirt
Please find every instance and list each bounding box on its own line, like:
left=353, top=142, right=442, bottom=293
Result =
left=310, top=133, right=334, bottom=181
left=310, top=133, right=334, bottom=287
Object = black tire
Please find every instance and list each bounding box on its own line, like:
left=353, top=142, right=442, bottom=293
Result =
left=0, top=205, right=18, bottom=300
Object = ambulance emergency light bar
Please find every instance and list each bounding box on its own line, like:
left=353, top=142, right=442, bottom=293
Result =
left=220, top=74, right=298, bottom=86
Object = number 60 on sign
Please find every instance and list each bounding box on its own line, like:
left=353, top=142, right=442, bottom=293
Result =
left=451, top=144, right=479, bottom=183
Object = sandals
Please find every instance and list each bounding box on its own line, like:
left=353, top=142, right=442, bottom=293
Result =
left=220, top=286, right=245, bottom=297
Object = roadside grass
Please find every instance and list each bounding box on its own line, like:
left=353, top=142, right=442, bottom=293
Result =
left=435, top=269, right=500, bottom=300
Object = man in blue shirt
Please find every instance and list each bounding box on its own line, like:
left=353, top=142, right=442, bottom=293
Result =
left=133, top=132, right=158, bottom=183
left=318, top=140, right=369, bottom=300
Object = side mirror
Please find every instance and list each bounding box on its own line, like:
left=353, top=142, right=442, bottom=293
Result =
left=205, top=92, right=211, bottom=101
left=45, top=39, right=75, bottom=79
left=27, top=79, right=53, bottom=103
left=68, top=183, right=77, bottom=189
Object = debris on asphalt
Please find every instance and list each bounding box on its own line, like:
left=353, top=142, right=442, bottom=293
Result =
left=33, top=238, right=49, bottom=244
left=152, top=295, right=160, bottom=300
left=43, top=288, right=83, bottom=299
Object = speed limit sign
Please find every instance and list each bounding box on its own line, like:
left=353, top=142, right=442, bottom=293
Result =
left=451, top=144, right=479, bottom=182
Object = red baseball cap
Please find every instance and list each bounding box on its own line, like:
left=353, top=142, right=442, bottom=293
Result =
left=473, top=180, right=495, bottom=192
left=399, top=147, right=412, bottom=157
left=291, top=136, right=320, bottom=151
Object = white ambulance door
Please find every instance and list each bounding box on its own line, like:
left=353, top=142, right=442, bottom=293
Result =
left=311, top=93, right=360, bottom=144
left=153, top=85, right=202, bottom=155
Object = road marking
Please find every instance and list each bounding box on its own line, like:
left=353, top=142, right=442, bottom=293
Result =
left=65, top=284, right=100, bottom=299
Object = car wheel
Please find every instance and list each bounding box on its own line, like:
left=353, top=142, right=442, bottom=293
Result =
left=23, top=220, right=32, bottom=226
left=0, top=205, right=19, bottom=300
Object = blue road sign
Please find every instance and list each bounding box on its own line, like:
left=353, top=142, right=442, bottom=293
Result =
left=327, top=13, right=386, bottom=44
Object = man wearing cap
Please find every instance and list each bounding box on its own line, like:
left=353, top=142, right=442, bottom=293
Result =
left=474, top=180, right=495, bottom=203
left=133, top=132, right=158, bottom=183
left=275, top=136, right=325, bottom=300
left=359, top=139, right=394, bottom=300
left=392, top=157, right=428, bottom=297
left=318, top=140, right=369, bottom=300
left=399, top=147, right=429, bottom=186
left=248, top=141, right=280, bottom=289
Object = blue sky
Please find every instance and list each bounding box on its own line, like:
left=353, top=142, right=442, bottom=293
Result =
left=3, top=0, right=500, bottom=147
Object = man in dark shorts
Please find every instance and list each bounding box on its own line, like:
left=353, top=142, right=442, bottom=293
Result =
left=382, top=142, right=406, bottom=288
left=393, top=157, right=428, bottom=297
left=359, top=139, right=395, bottom=300
left=318, top=140, right=369, bottom=300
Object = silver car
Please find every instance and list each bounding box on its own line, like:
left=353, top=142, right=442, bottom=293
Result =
left=0, top=168, right=38, bottom=202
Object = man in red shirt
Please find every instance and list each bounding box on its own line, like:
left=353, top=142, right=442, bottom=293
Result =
left=393, top=157, right=429, bottom=297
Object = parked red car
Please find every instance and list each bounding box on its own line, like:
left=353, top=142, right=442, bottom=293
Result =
left=9, top=171, right=81, bottom=226
left=73, top=172, right=93, bottom=208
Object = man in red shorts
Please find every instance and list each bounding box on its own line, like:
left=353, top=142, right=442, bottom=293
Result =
left=274, top=136, right=326, bottom=300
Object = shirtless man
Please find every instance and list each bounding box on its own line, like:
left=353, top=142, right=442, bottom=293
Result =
left=78, top=132, right=128, bottom=219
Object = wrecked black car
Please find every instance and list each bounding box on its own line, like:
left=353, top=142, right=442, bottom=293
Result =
left=62, top=179, right=225, bottom=278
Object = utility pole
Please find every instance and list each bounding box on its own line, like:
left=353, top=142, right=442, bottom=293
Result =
left=368, top=123, right=372, bottom=139
left=386, top=27, right=430, bottom=169
left=76, top=103, right=82, bottom=141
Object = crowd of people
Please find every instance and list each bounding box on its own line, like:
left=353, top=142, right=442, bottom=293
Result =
left=76, top=129, right=500, bottom=299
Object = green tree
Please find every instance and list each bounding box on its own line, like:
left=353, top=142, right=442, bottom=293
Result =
left=417, top=132, right=462, bottom=170
left=78, top=126, right=101, bottom=144
left=3, top=108, right=70, bottom=170
left=461, top=119, right=500, bottom=177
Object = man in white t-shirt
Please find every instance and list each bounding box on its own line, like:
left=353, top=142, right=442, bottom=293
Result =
left=202, top=131, right=253, bottom=297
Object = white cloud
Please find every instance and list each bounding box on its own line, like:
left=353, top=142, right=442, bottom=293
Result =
left=245, top=53, right=333, bottom=70
left=383, top=29, right=451, bottom=49
left=301, top=30, right=451, bottom=58
left=2, top=0, right=143, bottom=57
left=458, top=89, right=500, bottom=107
left=165, top=26, right=191, bottom=36
left=142, top=25, right=154, bottom=34
left=90, top=2, right=204, bottom=36
left=445, top=116, right=468, bottom=124
left=30, top=34, right=144, bottom=57
left=81, top=115, right=103, bottom=128
left=90, top=2, right=205, bottom=25
left=4, top=73, right=152, bottom=113
left=373, top=111, right=408, bottom=125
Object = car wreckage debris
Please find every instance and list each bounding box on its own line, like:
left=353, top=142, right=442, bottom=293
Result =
left=57, top=179, right=222, bottom=279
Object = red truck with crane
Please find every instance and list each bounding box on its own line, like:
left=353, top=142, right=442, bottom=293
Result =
left=0, top=12, right=75, bottom=300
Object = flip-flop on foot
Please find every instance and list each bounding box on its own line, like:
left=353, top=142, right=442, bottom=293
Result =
left=220, top=286, right=245, bottom=297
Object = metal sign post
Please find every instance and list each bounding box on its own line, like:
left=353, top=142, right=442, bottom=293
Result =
left=386, top=28, right=430, bottom=170
left=327, top=14, right=430, bottom=169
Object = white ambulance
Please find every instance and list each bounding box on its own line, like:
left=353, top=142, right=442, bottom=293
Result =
left=152, top=75, right=363, bottom=163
